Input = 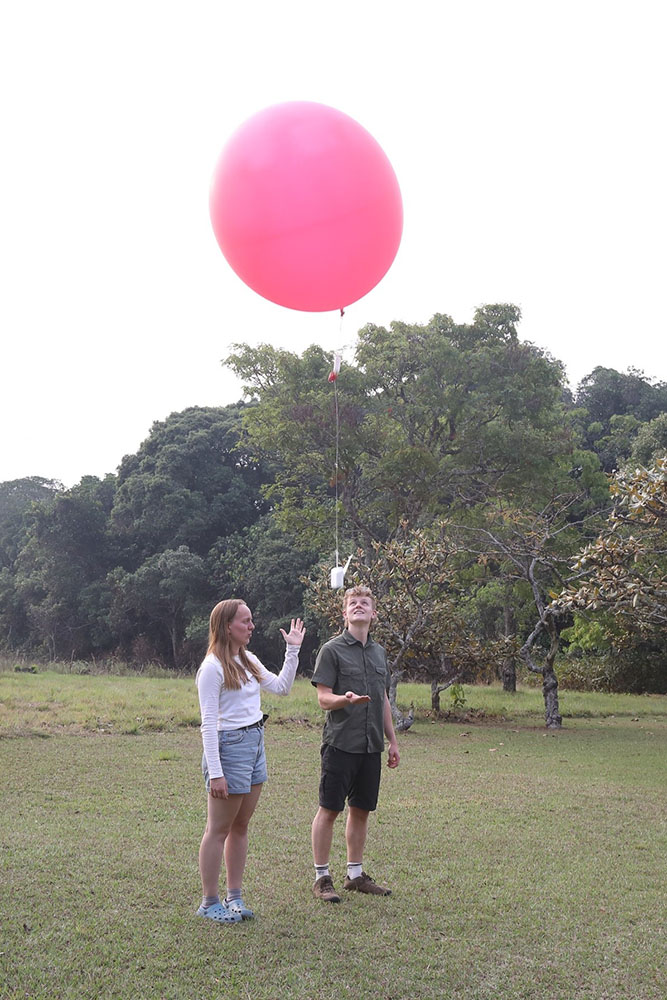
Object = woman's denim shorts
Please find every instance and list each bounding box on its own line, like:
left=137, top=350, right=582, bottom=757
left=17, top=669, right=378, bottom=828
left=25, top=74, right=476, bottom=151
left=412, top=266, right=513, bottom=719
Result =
left=202, top=726, right=268, bottom=795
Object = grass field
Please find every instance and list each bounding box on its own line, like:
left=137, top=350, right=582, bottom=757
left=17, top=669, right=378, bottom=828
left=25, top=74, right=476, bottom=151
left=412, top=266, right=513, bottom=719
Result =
left=1, top=672, right=666, bottom=999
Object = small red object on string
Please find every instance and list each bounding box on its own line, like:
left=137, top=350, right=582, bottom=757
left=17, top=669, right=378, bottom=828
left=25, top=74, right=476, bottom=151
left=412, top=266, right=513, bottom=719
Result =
left=328, top=371, right=338, bottom=383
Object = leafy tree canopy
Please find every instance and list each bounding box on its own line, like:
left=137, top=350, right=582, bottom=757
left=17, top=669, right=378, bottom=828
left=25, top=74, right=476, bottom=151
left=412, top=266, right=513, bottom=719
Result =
left=226, top=305, right=573, bottom=555
left=108, top=546, right=209, bottom=667
left=111, top=404, right=270, bottom=564
left=631, top=413, right=667, bottom=467
left=560, top=456, right=667, bottom=636
left=10, top=476, right=117, bottom=658
left=0, top=476, right=62, bottom=569
left=575, top=366, right=667, bottom=427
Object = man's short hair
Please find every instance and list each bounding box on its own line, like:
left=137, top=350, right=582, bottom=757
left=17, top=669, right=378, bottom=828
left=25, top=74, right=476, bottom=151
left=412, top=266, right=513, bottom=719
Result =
left=342, top=585, right=377, bottom=614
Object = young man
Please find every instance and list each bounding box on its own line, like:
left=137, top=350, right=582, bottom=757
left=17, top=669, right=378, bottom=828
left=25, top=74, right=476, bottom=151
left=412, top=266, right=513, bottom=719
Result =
left=310, top=585, right=400, bottom=902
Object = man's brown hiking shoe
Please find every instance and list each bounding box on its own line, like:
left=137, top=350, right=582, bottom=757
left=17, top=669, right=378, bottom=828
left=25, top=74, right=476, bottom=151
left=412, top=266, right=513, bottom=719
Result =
left=343, top=872, right=391, bottom=896
left=313, top=875, right=341, bottom=902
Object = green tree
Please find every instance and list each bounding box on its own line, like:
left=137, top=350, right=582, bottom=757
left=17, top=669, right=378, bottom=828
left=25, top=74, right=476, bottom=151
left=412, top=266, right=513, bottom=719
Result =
left=226, top=305, right=572, bottom=555
left=575, top=367, right=667, bottom=426
left=0, top=477, right=63, bottom=648
left=0, top=477, right=62, bottom=570
left=108, top=546, right=209, bottom=667
left=558, top=457, right=667, bottom=693
left=630, top=414, right=667, bottom=467
left=466, top=577, right=531, bottom=692
left=573, top=367, right=667, bottom=472
left=111, top=404, right=270, bottom=565
left=12, top=476, right=117, bottom=659
left=588, top=414, right=642, bottom=473
left=454, top=454, right=609, bottom=727
left=1, top=407, right=282, bottom=663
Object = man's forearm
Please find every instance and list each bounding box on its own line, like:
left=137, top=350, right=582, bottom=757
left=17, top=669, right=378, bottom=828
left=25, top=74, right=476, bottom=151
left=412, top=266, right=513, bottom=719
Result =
left=316, top=684, right=371, bottom=711
left=383, top=694, right=397, bottom=743
left=318, top=690, right=352, bottom=711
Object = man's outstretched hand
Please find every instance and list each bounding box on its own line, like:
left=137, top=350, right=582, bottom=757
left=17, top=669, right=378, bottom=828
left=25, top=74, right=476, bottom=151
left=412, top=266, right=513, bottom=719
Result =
left=344, top=691, right=371, bottom=704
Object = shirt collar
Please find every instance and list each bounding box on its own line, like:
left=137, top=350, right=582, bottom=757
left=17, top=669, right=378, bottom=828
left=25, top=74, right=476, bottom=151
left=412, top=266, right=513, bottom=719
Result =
left=342, top=628, right=375, bottom=647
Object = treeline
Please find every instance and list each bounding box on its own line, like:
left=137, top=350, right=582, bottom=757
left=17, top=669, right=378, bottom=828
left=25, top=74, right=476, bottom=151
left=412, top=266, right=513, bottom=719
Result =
left=1, top=306, right=666, bottom=705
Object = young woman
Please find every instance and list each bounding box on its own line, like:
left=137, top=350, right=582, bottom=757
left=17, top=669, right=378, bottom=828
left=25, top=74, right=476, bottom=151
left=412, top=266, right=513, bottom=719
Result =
left=196, top=599, right=305, bottom=923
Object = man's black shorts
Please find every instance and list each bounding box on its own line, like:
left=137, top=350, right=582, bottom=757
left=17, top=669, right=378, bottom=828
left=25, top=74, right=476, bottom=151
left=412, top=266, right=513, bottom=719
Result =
left=318, top=745, right=382, bottom=812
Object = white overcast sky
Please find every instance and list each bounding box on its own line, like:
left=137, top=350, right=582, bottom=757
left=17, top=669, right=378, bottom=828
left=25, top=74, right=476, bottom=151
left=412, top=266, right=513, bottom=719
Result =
left=1, top=0, right=665, bottom=487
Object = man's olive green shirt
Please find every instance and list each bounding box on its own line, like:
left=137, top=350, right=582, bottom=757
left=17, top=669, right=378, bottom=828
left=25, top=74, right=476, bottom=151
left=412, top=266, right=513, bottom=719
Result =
left=311, top=629, right=390, bottom=753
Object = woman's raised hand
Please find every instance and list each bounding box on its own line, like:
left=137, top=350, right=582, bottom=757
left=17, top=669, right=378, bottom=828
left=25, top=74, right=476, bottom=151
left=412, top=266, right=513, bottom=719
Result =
left=280, top=618, right=306, bottom=646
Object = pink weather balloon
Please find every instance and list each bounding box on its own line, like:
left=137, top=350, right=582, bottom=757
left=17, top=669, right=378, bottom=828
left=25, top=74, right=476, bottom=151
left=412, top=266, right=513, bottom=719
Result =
left=209, top=102, right=403, bottom=312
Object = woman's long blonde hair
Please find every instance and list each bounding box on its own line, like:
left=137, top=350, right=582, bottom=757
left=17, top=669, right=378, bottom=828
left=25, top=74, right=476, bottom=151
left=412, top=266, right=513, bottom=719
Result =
left=207, top=599, right=262, bottom=690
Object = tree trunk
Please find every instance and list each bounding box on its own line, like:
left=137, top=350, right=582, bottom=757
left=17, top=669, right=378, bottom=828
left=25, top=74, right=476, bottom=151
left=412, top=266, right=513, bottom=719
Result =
left=542, top=626, right=562, bottom=728
left=169, top=623, right=179, bottom=669
left=501, top=603, right=516, bottom=692
left=521, top=612, right=563, bottom=729
left=501, top=655, right=516, bottom=693
left=387, top=668, right=403, bottom=720
left=542, top=667, right=562, bottom=728
left=430, top=675, right=461, bottom=711
left=388, top=669, right=414, bottom=731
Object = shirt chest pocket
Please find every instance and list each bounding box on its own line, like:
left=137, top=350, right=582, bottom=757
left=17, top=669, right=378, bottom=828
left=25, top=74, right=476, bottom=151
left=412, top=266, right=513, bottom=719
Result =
left=337, top=666, right=362, bottom=691
left=369, top=663, right=386, bottom=693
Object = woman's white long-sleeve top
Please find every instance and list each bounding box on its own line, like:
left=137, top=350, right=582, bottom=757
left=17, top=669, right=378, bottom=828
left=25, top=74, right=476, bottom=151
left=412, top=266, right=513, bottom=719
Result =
left=196, top=644, right=300, bottom=780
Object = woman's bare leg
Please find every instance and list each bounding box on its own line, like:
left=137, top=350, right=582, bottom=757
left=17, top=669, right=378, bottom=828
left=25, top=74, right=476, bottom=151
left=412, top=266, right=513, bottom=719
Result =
left=223, top=783, right=263, bottom=890
left=199, top=793, right=245, bottom=897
